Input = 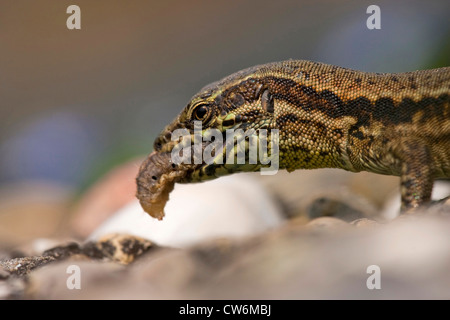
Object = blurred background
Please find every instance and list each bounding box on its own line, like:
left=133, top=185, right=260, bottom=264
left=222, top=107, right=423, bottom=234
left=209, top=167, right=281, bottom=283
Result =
left=0, top=0, right=449, bottom=247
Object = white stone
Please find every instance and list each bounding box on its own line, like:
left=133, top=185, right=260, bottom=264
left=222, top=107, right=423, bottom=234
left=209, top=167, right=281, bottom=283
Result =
left=89, top=174, right=284, bottom=248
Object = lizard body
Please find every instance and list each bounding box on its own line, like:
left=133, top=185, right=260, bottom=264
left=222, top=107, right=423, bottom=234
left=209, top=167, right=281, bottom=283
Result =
left=138, top=60, right=450, bottom=212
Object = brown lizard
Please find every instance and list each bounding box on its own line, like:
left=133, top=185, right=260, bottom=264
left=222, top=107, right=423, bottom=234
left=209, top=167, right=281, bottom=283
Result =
left=136, top=60, right=450, bottom=219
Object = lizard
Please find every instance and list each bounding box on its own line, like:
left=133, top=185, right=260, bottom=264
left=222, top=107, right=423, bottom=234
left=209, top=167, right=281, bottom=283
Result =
left=136, top=60, right=450, bottom=219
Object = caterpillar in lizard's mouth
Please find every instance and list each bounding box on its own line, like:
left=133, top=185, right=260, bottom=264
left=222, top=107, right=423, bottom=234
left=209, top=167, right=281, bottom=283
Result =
left=134, top=147, right=237, bottom=220
left=135, top=151, right=189, bottom=220
left=135, top=148, right=220, bottom=220
left=136, top=129, right=280, bottom=219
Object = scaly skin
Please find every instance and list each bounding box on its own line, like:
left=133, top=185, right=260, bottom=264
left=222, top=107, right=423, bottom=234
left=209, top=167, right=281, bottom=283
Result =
left=137, top=60, right=450, bottom=213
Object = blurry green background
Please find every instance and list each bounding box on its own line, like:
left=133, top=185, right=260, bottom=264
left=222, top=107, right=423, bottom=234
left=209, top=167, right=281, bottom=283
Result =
left=0, top=0, right=449, bottom=196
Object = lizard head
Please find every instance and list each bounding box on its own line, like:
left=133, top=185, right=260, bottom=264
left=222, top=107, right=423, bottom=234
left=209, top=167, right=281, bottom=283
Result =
left=152, top=64, right=279, bottom=182
left=137, top=60, right=352, bottom=217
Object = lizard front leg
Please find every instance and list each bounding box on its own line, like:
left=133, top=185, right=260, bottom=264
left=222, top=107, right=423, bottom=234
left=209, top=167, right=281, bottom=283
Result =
left=395, top=140, right=434, bottom=210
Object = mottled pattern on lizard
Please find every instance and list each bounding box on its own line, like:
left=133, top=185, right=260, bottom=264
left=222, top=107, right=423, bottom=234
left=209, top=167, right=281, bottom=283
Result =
left=137, top=60, right=450, bottom=214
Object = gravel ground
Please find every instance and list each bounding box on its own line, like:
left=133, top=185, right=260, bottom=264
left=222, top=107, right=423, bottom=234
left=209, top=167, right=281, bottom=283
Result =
left=1, top=166, right=449, bottom=300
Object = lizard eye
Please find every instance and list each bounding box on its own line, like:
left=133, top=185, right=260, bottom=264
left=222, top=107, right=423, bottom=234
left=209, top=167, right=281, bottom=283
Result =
left=261, top=89, right=274, bottom=113
left=192, top=104, right=211, bottom=122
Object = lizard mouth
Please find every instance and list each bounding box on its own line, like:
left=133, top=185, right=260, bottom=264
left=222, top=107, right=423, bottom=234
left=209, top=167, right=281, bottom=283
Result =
left=136, top=128, right=279, bottom=219
left=135, top=142, right=221, bottom=219
left=135, top=143, right=253, bottom=218
left=181, top=155, right=262, bottom=182
left=169, top=132, right=268, bottom=183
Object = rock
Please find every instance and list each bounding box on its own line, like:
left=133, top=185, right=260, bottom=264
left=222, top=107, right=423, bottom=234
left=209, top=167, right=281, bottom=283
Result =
left=23, top=238, right=78, bottom=257
left=0, top=267, right=10, bottom=280
left=0, top=255, right=57, bottom=277
left=89, top=174, right=285, bottom=248
left=0, top=277, right=26, bottom=300
left=258, top=169, right=395, bottom=221
left=26, top=259, right=125, bottom=299
left=382, top=180, right=450, bottom=219
left=425, top=196, right=450, bottom=216
left=305, top=216, right=350, bottom=230
left=0, top=234, right=153, bottom=281
left=82, top=234, right=154, bottom=264
left=350, top=218, right=380, bottom=228
left=2, top=212, right=449, bottom=299
left=64, top=214, right=450, bottom=299
left=2, top=164, right=449, bottom=300
left=126, top=249, right=204, bottom=299
left=304, top=195, right=376, bottom=222
left=191, top=214, right=450, bottom=299
left=42, top=242, right=82, bottom=259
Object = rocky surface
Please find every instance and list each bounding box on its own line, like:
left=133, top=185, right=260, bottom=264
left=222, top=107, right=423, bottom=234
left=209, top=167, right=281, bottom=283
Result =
left=2, top=209, right=450, bottom=299
left=89, top=174, right=284, bottom=248
left=1, top=162, right=449, bottom=300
